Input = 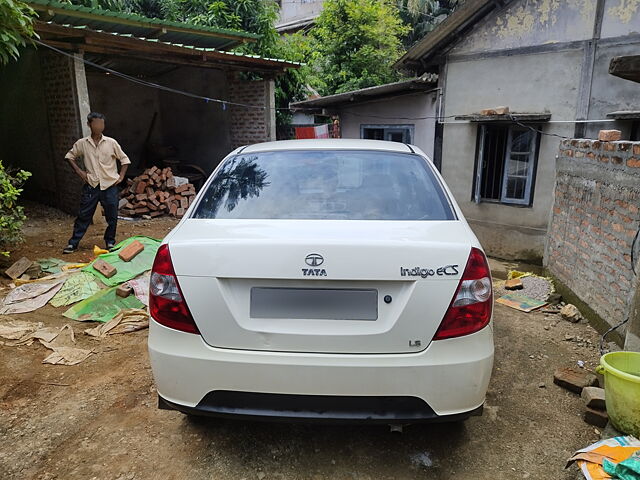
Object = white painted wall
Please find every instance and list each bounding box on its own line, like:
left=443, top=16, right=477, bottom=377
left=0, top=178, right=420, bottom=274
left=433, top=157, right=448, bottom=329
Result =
left=276, top=0, right=323, bottom=29
left=441, top=49, right=583, bottom=261
left=337, top=92, right=438, bottom=160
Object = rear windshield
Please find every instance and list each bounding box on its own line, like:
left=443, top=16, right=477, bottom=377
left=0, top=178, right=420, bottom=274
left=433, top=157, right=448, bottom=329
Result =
left=192, top=150, right=455, bottom=221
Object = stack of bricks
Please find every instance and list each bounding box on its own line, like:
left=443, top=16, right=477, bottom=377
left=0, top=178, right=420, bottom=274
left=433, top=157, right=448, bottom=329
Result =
left=547, top=134, right=640, bottom=332
left=119, top=167, right=196, bottom=218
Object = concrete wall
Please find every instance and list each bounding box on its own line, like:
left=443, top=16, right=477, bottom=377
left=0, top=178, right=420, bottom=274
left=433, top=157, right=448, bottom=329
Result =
left=0, top=49, right=56, bottom=203
left=337, top=92, right=438, bottom=159
left=441, top=50, right=582, bottom=260
left=546, top=138, right=640, bottom=341
left=450, top=0, right=596, bottom=56
left=601, top=0, right=640, bottom=38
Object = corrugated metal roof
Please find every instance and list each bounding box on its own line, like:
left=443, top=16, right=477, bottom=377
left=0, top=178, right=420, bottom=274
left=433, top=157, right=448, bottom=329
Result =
left=29, top=0, right=259, bottom=50
left=40, top=22, right=301, bottom=70
left=394, top=0, right=508, bottom=70
left=290, top=75, right=438, bottom=109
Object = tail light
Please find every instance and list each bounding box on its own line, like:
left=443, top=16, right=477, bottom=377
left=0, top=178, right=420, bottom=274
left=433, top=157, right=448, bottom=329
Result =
left=434, top=247, right=492, bottom=340
left=149, top=244, right=199, bottom=334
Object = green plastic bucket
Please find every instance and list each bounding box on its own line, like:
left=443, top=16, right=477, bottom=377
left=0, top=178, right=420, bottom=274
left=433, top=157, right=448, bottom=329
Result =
left=597, top=351, right=640, bottom=438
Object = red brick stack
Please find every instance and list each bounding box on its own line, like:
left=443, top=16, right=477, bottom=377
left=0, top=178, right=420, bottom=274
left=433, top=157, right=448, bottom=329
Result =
left=119, top=167, right=196, bottom=218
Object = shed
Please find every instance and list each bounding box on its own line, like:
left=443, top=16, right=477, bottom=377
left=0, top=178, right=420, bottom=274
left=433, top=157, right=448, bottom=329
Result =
left=291, top=75, right=439, bottom=165
left=0, top=0, right=298, bottom=214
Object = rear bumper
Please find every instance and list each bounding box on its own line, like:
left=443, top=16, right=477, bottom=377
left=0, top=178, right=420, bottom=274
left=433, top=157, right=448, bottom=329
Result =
left=148, top=320, right=494, bottom=420
left=158, top=391, right=484, bottom=424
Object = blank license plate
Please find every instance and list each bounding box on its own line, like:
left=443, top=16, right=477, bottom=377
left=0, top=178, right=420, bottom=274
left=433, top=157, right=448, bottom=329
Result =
left=250, top=287, right=378, bottom=320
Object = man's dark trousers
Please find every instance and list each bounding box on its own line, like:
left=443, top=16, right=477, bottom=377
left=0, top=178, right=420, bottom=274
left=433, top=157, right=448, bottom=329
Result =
left=68, top=183, right=119, bottom=248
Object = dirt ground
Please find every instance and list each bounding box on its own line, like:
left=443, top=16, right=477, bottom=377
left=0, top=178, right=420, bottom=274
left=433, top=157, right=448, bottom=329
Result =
left=0, top=203, right=606, bottom=479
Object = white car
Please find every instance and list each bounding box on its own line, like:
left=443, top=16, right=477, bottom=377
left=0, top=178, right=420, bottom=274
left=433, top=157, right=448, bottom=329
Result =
left=148, top=139, right=494, bottom=424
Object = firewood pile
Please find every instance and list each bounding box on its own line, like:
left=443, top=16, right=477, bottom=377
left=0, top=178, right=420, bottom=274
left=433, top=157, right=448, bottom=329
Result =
left=119, top=166, right=196, bottom=218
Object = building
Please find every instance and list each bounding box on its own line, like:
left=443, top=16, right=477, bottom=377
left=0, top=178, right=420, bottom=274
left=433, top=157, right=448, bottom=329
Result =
left=0, top=0, right=298, bottom=214
left=387, top=0, right=640, bottom=261
left=275, top=0, right=324, bottom=33
left=290, top=75, right=440, bottom=165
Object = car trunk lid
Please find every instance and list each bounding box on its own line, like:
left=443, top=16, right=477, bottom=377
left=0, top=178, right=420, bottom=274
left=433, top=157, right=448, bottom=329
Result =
left=168, top=219, right=473, bottom=354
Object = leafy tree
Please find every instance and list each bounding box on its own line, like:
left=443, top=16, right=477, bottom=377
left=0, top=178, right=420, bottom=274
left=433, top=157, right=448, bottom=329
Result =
left=397, top=0, right=463, bottom=48
left=161, top=0, right=280, bottom=56
left=272, top=32, right=314, bottom=128
left=70, top=0, right=280, bottom=55
left=0, top=162, right=31, bottom=255
left=69, top=0, right=170, bottom=18
left=0, top=0, right=37, bottom=65
left=310, top=0, right=410, bottom=95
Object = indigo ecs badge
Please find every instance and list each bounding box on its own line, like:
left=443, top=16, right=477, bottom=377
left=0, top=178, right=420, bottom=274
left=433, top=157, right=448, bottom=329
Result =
left=400, top=264, right=459, bottom=278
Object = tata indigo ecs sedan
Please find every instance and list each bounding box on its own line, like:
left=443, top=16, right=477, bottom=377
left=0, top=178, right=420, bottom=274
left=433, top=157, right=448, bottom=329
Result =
left=148, top=139, right=494, bottom=423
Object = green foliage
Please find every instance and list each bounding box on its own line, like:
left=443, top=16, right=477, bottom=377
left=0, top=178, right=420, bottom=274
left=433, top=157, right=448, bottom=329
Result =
left=397, top=0, right=462, bottom=48
left=67, top=0, right=168, bottom=18
left=163, top=0, right=280, bottom=55
left=0, top=161, right=31, bottom=255
left=68, top=0, right=280, bottom=53
left=310, top=0, right=410, bottom=95
left=0, top=0, right=37, bottom=65
left=272, top=32, right=314, bottom=128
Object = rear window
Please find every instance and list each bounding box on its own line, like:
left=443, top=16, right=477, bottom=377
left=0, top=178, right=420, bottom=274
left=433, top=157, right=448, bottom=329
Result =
left=192, top=150, right=455, bottom=221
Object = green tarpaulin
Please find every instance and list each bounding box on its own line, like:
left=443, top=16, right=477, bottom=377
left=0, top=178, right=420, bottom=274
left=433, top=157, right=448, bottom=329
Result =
left=50, top=272, right=102, bottom=308
left=38, top=258, right=73, bottom=274
left=84, top=236, right=161, bottom=287
left=63, top=286, right=144, bottom=323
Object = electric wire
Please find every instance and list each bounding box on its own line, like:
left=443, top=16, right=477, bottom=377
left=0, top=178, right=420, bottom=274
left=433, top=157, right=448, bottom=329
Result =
left=36, top=39, right=624, bottom=130
left=600, top=318, right=630, bottom=356
left=34, top=39, right=294, bottom=111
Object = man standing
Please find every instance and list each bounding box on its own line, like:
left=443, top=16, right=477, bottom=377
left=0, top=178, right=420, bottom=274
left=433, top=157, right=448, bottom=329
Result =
left=63, top=112, right=130, bottom=254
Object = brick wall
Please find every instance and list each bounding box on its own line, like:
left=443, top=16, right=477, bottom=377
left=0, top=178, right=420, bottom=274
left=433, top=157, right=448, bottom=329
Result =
left=40, top=50, right=85, bottom=214
left=227, top=73, right=274, bottom=149
left=546, top=138, right=640, bottom=330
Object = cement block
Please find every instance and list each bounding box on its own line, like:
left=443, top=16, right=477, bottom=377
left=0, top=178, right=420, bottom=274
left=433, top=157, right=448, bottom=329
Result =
left=584, top=407, right=608, bottom=428
left=581, top=386, right=606, bottom=410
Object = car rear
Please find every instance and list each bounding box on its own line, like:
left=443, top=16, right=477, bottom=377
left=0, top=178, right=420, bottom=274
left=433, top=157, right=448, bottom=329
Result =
left=148, top=140, right=494, bottom=423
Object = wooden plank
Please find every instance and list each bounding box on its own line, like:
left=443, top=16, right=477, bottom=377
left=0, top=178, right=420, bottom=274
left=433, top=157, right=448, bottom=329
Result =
left=609, top=55, right=640, bottom=83
left=5, top=257, right=33, bottom=279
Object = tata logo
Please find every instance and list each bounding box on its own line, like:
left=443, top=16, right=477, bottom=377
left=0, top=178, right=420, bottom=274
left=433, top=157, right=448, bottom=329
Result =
left=303, top=253, right=326, bottom=276
left=305, top=253, right=324, bottom=267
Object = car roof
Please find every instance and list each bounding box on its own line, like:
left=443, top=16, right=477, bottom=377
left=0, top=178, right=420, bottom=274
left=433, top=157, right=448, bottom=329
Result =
left=239, top=139, right=415, bottom=154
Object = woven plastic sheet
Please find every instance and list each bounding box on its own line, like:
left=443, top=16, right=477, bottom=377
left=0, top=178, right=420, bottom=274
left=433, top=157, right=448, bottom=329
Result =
left=50, top=272, right=102, bottom=308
